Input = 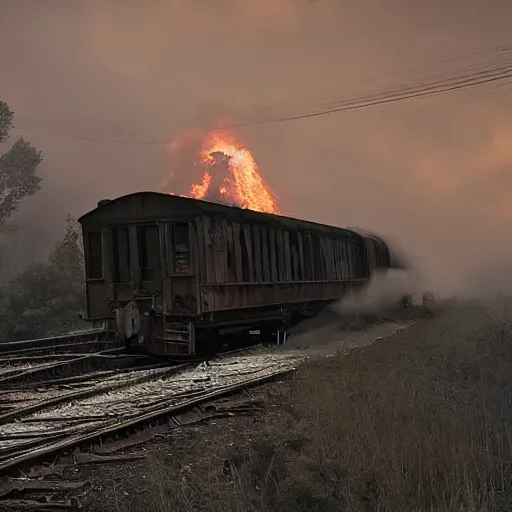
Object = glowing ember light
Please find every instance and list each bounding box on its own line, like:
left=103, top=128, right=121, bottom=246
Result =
left=166, top=128, right=279, bottom=214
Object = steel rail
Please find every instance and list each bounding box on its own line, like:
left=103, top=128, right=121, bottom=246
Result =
left=0, top=340, right=115, bottom=358
left=0, top=363, right=191, bottom=426
left=0, top=367, right=295, bottom=474
left=0, top=328, right=108, bottom=351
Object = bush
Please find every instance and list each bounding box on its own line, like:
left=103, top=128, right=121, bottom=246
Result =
left=0, top=215, right=87, bottom=340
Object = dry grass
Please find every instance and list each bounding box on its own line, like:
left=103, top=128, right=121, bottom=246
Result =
left=124, top=301, right=512, bottom=512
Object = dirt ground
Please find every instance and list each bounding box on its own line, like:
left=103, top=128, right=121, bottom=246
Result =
left=32, top=297, right=512, bottom=511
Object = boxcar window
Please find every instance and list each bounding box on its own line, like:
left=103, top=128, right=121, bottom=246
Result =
left=333, top=241, right=341, bottom=280
left=320, top=239, right=330, bottom=280
left=276, top=230, right=285, bottom=282
left=260, top=227, right=271, bottom=282
left=268, top=229, right=278, bottom=282
left=239, top=226, right=250, bottom=282
left=112, top=228, right=130, bottom=283
left=341, top=242, right=349, bottom=278
left=323, top=239, right=334, bottom=280
left=303, top=235, right=313, bottom=281
left=251, top=225, right=262, bottom=282
left=289, top=231, right=300, bottom=281
left=355, top=244, right=364, bottom=277
left=138, top=226, right=159, bottom=270
left=354, top=244, right=361, bottom=276
left=173, top=223, right=190, bottom=274
left=341, top=241, right=348, bottom=279
left=223, top=223, right=235, bottom=281
left=87, top=232, right=103, bottom=279
left=312, top=235, right=323, bottom=281
left=330, top=239, right=338, bottom=280
left=347, top=243, right=355, bottom=278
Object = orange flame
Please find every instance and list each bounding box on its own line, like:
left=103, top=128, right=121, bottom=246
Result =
left=167, top=128, right=279, bottom=214
left=190, top=170, right=212, bottom=199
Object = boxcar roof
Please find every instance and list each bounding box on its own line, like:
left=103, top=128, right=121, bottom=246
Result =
left=78, top=191, right=366, bottom=240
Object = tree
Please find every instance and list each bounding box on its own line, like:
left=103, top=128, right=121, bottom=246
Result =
left=48, top=215, right=86, bottom=326
left=0, top=215, right=87, bottom=340
left=0, top=101, right=51, bottom=340
left=0, top=101, right=14, bottom=143
left=0, top=101, right=42, bottom=229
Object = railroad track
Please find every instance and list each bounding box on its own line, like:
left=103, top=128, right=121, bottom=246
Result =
left=0, top=328, right=242, bottom=389
left=0, top=328, right=114, bottom=359
left=0, top=351, right=162, bottom=390
left=0, top=348, right=303, bottom=475
left=0, top=328, right=155, bottom=389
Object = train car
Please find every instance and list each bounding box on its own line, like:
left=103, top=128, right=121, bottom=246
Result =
left=78, top=192, right=402, bottom=356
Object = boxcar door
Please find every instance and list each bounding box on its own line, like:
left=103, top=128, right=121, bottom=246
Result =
left=162, top=221, right=198, bottom=317
left=110, top=224, right=162, bottom=302
left=84, top=229, right=111, bottom=320
left=110, top=226, right=132, bottom=302
left=136, top=223, right=162, bottom=295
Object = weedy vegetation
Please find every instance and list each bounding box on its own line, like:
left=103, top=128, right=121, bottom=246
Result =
left=124, top=302, right=512, bottom=512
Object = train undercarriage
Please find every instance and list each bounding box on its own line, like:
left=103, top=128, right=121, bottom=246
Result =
left=114, top=297, right=336, bottom=358
left=113, top=292, right=428, bottom=359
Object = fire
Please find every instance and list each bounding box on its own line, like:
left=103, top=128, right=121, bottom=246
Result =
left=167, top=128, right=279, bottom=215
left=190, top=171, right=211, bottom=199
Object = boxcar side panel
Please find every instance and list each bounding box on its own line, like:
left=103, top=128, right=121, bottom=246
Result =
left=199, top=214, right=367, bottom=313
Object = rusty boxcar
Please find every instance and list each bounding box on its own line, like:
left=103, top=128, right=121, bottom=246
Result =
left=78, top=192, right=398, bottom=356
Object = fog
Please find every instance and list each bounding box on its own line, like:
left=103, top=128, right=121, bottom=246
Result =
left=1, top=0, right=512, bottom=296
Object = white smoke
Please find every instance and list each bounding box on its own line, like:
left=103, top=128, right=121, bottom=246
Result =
left=332, top=268, right=421, bottom=317
left=285, top=268, right=423, bottom=349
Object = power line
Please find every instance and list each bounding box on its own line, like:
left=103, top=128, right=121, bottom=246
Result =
left=241, top=43, right=512, bottom=119
left=11, top=126, right=168, bottom=144
left=445, top=76, right=512, bottom=106
left=319, top=59, right=512, bottom=110
left=234, top=65, right=512, bottom=127
left=12, top=52, right=512, bottom=143
left=361, top=42, right=512, bottom=84
left=15, top=43, right=512, bottom=130
left=257, top=61, right=510, bottom=122
left=238, top=59, right=512, bottom=123
left=14, top=115, right=132, bottom=128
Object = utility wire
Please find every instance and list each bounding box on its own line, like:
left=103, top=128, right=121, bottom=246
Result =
left=230, top=62, right=512, bottom=127
left=12, top=52, right=512, bottom=143
left=239, top=59, right=512, bottom=123
left=15, top=43, right=512, bottom=130
left=444, top=76, right=512, bottom=106
left=243, top=43, right=512, bottom=118
left=321, top=59, right=512, bottom=108
left=11, top=126, right=167, bottom=144
left=273, top=63, right=512, bottom=121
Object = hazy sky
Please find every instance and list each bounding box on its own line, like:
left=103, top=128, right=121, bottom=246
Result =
left=1, top=0, right=512, bottom=294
